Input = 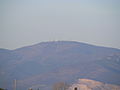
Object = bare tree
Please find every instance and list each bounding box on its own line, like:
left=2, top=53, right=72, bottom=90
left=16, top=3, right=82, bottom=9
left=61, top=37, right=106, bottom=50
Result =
left=53, top=82, right=69, bottom=90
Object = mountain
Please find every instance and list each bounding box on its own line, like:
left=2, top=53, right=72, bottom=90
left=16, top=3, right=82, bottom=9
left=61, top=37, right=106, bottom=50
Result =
left=69, top=79, right=120, bottom=90
left=0, top=41, right=120, bottom=90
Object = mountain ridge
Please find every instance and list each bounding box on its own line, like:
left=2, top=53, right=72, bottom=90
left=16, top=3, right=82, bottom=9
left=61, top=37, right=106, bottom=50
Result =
left=0, top=41, right=120, bottom=90
left=1, top=41, right=120, bottom=51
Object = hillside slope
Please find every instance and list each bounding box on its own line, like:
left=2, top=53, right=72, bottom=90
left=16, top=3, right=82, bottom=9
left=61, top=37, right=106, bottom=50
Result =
left=0, top=41, right=120, bottom=90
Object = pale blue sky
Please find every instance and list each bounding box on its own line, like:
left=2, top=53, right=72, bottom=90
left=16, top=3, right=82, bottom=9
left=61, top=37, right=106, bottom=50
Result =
left=0, top=0, right=120, bottom=49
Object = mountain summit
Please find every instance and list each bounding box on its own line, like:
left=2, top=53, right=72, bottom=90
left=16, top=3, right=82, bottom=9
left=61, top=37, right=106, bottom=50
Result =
left=0, top=41, right=120, bottom=90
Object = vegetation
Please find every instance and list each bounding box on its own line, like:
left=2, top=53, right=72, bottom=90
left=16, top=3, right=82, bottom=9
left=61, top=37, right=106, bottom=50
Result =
left=53, top=82, right=69, bottom=90
left=0, top=88, right=5, bottom=90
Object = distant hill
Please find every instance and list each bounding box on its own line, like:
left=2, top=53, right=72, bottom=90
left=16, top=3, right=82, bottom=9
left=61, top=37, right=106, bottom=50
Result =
left=69, top=79, right=120, bottom=90
left=0, top=41, right=120, bottom=90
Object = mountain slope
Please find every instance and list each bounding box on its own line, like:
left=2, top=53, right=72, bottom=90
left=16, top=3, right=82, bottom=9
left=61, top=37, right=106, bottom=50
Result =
left=0, top=41, right=120, bottom=90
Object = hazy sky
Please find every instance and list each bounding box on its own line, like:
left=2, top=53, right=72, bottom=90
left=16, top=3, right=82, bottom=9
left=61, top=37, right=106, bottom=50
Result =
left=0, top=0, right=120, bottom=49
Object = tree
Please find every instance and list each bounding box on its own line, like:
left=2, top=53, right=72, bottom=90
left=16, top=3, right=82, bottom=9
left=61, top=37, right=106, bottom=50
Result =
left=53, top=82, right=69, bottom=90
left=0, top=88, right=5, bottom=90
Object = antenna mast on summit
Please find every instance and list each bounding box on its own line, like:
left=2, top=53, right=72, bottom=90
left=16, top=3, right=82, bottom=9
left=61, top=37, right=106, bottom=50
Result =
left=14, top=79, right=17, bottom=90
